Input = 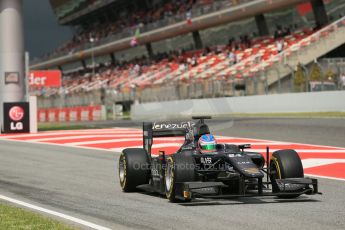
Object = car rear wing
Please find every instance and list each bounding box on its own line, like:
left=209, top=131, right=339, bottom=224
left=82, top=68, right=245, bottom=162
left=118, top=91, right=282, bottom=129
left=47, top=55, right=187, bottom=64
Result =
left=143, top=121, right=195, bottom=156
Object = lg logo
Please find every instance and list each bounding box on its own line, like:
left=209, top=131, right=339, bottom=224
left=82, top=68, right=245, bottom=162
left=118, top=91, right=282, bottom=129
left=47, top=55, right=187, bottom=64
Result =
left=9, top=106, right=24, bottom=130
left=9, top=106, right=24, bottom=121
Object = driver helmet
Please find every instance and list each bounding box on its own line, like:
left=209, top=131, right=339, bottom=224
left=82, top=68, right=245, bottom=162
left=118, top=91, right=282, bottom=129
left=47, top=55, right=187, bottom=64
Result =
left=198, top=134, right=217, bottom=154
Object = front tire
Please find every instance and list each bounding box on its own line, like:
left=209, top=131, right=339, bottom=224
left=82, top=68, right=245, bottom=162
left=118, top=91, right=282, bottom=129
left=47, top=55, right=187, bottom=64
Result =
left=270, top=149, right=304, bottom=198
left=165, top=153, right=196, bottom=202
left=119, top=148, right=150, bottom=192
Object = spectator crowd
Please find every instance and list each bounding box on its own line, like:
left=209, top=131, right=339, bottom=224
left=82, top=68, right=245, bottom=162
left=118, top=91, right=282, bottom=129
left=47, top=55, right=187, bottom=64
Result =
left=40, top=0, right=252, bottom=60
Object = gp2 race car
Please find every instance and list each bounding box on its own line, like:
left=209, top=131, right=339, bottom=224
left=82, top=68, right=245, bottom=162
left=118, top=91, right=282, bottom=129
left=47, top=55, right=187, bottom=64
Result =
left=118, top=116, right=321, bottom=202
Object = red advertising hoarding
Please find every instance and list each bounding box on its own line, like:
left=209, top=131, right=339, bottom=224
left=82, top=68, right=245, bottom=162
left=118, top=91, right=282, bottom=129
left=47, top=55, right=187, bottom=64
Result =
left=29, top=70, right=61, bottom=87
left=296, top=0, right=331, bottom=16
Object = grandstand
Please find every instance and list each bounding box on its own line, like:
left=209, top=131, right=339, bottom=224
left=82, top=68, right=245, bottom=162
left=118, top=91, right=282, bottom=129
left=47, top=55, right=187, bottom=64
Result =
left=32, top=0, right=345, bottom=113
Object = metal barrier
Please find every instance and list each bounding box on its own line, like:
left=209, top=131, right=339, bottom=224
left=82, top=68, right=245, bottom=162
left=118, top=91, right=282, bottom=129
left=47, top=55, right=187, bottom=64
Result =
left=37, top=90, right=102, bottom=109
left=37, top=68, right=345, bottom=108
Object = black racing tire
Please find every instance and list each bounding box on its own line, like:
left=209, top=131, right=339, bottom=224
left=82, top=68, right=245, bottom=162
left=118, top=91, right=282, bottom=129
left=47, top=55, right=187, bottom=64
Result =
left=119, top=148, right=150, bottom=192
left=165, top=153, right=196, bottom=202
left=270, top=149, right=304, bottom=198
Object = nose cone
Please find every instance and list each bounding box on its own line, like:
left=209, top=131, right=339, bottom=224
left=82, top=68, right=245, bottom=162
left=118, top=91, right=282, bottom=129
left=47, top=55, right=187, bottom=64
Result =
left=227, top=155, right=264, bottom=178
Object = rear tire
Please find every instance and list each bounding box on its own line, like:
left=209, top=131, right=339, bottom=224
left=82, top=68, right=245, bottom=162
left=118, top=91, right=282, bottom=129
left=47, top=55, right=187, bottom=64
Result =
left=270, top=149, right=304, bottom=198
left=119, top=148, right=150, bottom=192
left=165, top=153, right=196, bottom=202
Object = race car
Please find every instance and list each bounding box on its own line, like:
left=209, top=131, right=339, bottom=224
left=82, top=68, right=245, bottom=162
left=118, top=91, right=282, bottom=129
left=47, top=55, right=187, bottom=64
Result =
left=118, top=116, right=320, bottom=202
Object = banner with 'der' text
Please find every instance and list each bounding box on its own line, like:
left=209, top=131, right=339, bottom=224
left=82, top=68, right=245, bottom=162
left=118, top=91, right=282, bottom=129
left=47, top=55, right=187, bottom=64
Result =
left=29, top=70, right=61, bottom=87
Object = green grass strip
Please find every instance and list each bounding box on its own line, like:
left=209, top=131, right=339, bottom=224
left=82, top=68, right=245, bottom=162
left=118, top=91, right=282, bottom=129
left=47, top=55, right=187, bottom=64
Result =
left=0, top=202, right=75, bottom=230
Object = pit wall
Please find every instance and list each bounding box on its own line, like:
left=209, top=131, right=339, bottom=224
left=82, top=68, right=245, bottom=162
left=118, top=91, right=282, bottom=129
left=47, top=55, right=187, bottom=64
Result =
left=131, top=91, right=345, bottom=120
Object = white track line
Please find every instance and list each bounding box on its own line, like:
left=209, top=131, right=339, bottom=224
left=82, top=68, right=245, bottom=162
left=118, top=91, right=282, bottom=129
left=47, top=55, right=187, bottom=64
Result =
left=249, top=149, right=345, bottom=153
left=26, top=134, right=143, bottom=142
left=217, top=135, right=345, bottom=150
left=213, top=142, right=296, bottom=145
left=304, top=174, right=345, bottom=182
left=0, top=130, right=141, bottom=139
left=302, top=158, right=345, bottom=168
left=64, top=138, right=138, bottom=146
left=0, top=194, right=112, bottom=230
left=111, top=143, right=183, bottom=152
left=42, top=128, right=138, bottom=133
left=32, top=136, right=285, bottom=147
left=66, top=138, right=183, bottom=146
left=0, top=138, right=116, bottom=152
left=27, top=135, right=188, bottom=142
left=111, top=147, right=345, bottom=154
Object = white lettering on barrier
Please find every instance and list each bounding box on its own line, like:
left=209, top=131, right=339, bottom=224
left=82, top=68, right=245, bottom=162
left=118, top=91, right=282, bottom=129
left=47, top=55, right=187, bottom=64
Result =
left=81, top=110, right=88, bottom=121
left=38, top=106, right=105, bottom=122
left=70, top=111, right=77, bottom=122
left=49, top=112, right=55, bottom=122
left=59, top=112, right=66, bottom=122
left=93, top=109, right=101, bottom=121
left=39, top=112, right=46, bottom=122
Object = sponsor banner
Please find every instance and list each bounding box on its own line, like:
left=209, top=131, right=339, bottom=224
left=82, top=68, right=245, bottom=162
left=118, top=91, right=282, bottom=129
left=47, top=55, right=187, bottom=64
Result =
left=3, top=102, right=30, bottom=133
left=29, top=70, right=61, bottom=87
left=37, top=105, right=103, bottom=122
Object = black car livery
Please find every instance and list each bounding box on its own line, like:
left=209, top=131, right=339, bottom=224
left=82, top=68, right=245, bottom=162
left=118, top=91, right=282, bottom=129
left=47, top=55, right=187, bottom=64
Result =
left=118, top=116, right=320, bottom=202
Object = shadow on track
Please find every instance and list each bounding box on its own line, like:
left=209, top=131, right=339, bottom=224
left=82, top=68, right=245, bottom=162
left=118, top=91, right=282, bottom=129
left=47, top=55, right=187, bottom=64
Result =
left=179, top=197, right=321, bottom=206
left=136, top=188, right=321, bottom=206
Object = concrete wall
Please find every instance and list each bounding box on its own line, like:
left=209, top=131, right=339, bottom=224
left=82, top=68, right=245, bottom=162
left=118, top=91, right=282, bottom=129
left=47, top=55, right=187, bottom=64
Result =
left=131, top=91, right=345, bottom=120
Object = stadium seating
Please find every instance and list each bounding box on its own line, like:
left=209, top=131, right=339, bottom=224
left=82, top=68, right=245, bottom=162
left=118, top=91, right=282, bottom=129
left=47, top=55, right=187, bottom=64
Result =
left=41, top=0, right=253, bottom=60
left=45, top=27, right=308, bottom=95
left=34, top=15, right=345, bottom=106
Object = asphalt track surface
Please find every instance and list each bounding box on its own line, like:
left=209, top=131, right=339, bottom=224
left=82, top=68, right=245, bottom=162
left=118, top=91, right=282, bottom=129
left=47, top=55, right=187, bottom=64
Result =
left=0, top=118, right=345, bottom=230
